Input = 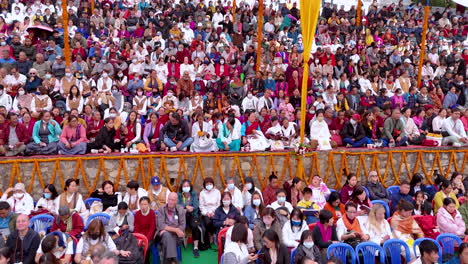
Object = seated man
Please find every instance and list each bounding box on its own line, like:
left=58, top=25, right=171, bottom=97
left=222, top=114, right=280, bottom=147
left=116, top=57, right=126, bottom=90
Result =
left=412, top=237, right=440, bottom=264
left=443, top=108, right=468, bottom=147
left=50, top=205, right=84, bottom=238
left=340, top=113, right=372, bottom=148
left=6, top=214, right=41, bottom=264
left=147, top=176, right=170, bottom=211
left=1, top=113, right=29, bottom=156
left=156, top=192, right=186, bottom=263
left=1, top=182, right=34, bottom=215
left=0, top=201, right=17, bottom=236
left=159, top=112, right=193, bottom=151
left=382, top=108, right=408, bottom=147
left=390, top=180, right=413, bottom=214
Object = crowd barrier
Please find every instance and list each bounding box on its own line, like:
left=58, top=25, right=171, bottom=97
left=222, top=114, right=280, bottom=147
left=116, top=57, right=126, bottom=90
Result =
left=0, top=148, right=467, bottom=196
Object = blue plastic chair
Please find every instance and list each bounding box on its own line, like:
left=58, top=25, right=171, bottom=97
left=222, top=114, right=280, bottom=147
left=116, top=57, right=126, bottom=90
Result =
left=413, top=238, right=442, bottom=260
left=362, top=186, right=370, bottom=198
left=383, top=239, right=411, bottom=264
left=436, top=233, right=463, bottom=255
left=291, top=248, right=297, bottom=263
left=370, top=200, right=391, bottom=218
left=85, top=213, right=111, bottom=229
left=220, top=253, right=224, bottom=264
left=356, top=242, right=386, bottom=264
left=327, top=243, right=357, bottom=264
left=29, top=214, right=54, bottom=234
left=84, top=198, right=102, bottom=208
left=329, top=188, right=337, bottom=193
left=152, top=243, right=181, bottom=263
left=386, top=185, right=400, bottom=198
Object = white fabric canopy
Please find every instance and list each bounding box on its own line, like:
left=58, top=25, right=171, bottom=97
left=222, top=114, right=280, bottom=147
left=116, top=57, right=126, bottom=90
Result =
left=451, top=0, right=468, bottom=7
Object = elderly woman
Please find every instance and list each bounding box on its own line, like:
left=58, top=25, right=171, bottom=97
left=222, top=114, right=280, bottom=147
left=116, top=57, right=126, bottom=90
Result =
left=58, top=115, right=89, bottom=155
left=25, top=110, right=62, bottom=155
left=106, top=202, right=134, bottom=237
left=241, top=112, right=270, bottom=151
left=190, top=112, right=217, bottom=152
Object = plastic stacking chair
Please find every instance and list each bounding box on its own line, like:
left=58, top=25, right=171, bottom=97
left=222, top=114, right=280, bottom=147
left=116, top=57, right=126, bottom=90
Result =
left=436, top=233, right=463, bottom=255
left=362, top=186, right=370, bottom=197
left=356, top=242, right=386, bottom=264
left=413, top=237, right=442, bottom=260
left=291, top=248, right=297, bottom=263
left=386, top=185, right=400, bottom=198
left=383, top=239, right=411, bottom=264
left=327, top=243, right=357, bottom=264
left=308, top=223, right=317, bottom=230
left=133, top=233, right=149, bottom=259
left=85, top=213, right=111, bottom=229
left=29, top=214, right=54, bottom=234
left=84, top=198, right=102, bottom=208
left=370, top=200, right=391, bottom=218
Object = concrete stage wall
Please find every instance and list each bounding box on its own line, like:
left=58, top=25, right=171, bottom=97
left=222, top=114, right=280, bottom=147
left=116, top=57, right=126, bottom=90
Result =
left=0, top=147, right=466, bottom=199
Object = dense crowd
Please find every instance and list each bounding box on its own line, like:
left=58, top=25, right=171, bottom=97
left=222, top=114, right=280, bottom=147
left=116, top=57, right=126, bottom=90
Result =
left=0, top=0, right=465, bottom=156
left=1, top=171, right=468, bottom=264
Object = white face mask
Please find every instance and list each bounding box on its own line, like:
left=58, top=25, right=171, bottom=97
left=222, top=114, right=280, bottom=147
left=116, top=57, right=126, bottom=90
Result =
left=182, top=187, right=191, bottom=193
left=205, top=184, right=213, bottom=191
left=303, top=241, right=314, bottom=249
left=18, top=90, right=25, bottom=95
left=222, top=200, right=231, bottom=207
left=109, top=113, right=116, bottom=118
left=65, top=72, right=72, bottom=77
left=14, top=193, right=24, bottom=199
left=350, top=119, right=357, bottom=125
left=132, top=59, right=137, bottom=63
left=227, top=183, right=235, bottom=190
left=118, top=73, right=123, bottom=77
left=167, top=92, right=173, bottom=97
left=194, top=96, right=200, bottom=100
left=102, top=73, right=108, bottom=78
left=245, top=183, right=252, bottom=190
left=247, top=94, right=253, bottom=99
left=252, top=199, right=261, bottom=206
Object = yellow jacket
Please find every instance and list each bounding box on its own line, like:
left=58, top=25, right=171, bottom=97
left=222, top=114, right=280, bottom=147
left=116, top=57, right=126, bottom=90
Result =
left=433, top=191, right=459, bottom=214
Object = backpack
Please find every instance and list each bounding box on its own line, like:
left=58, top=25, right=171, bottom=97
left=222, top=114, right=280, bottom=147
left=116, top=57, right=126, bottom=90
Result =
left=115, top=230, right=144, bottom=264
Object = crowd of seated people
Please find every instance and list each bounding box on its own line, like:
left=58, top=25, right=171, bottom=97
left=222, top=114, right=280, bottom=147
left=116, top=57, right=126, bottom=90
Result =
left=0, top=0, right=465, bottom=156
left=0, top=170, right=466, bottom=263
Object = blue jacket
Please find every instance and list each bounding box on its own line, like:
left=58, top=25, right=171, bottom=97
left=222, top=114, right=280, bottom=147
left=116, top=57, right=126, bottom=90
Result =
left=213, top=205, right=240, bottom=229
left=243, top=205, right=261, bottom=229
left=390, top=192, right=413, bottom=214
left=177, top=191, right=199, bottom=219
left=32, top=120, right=62, bottom=144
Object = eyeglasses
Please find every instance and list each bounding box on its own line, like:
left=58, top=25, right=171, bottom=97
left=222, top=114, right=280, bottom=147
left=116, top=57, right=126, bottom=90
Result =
left=29, top=72, right=36, bottom=75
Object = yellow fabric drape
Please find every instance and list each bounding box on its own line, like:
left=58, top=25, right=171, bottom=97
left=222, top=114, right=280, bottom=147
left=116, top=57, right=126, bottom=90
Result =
left=232, top=0, right=236, bottom=24
left=356, top=0, right=363, bottom=26
left=62, top=1, right=70, bottom=67
left=256, top=0, right=264, bottom=73
left=417, top=5, right=430, bottom=87
left=298, top=0, right=321, bottom=179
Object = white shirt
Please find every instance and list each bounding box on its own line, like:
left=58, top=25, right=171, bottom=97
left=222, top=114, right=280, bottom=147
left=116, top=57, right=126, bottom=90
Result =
left=1, top=193, right=34, bottom=215
left=336, top=217, right=365, bottom=241
left=443, top=117, right=467, bottom=139
left=281, top=221, right=309, bottom=248
left=432, top=116, right=446, bottom=132
left=268, top=200, right=294, bottom=214
left=199, top=188, right=221, bottom=216
left=359, top=78, right=374, bottom=95
left=122, top=188, right=148, bottom=211
left=76, top=235, right=117, bottom=254
left=242, top=187, right=263, bottom=207
left=55, top=193, right=86, bottom=215
left=35, top=197, right=57, bottom=213
left=242, top=96, right=259, bottom=112
left=37, top=233, right=74, bottom=258
left=30, top=94, right=52, bottom=112
left=4, top=74, right=26, bottom=86
left=225, top=225, right=254, bottom=251
left=224, top=187, right=244, bottom=209
left=361, top=219, right=392, bottom=245
left=0, top=93, right=12, bottom=112
left=96, top=77, right=113, bottom=93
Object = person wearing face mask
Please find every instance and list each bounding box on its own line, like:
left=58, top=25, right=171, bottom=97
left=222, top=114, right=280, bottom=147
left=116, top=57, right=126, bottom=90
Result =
left=132, top=87, right=147, bottom=116
left=213, top=192, right=240, bottom=233
left=34, top=184, right=59, bottom=214
left=268, top=189, right=294, bottom=214
left=199, top=177, right=221, bottom=246
left=91, top=56, right=114, bottom=77
left=0, top=183, right=34, bottom=215
left=243, top=192, right=264, bottom=230
left=75, top=219, right=129, bottom=263
left=177, top=180, right=204, bottom=255
left=294, top=230, right=324, bottom=264
left=253, top=207, right=283, bottom=251
left=340, top=113, right=373, bottom=148
left=242, top=92, right=259, bottom=113
left=242, top=177, right=263, bottom=208
left=309, top=109, right=336, bottom=150
left=96, top=70, right=113, bottom=94
left=224, top=177, right=244, bottom=211
left=50, top=205, right=85, bottom=238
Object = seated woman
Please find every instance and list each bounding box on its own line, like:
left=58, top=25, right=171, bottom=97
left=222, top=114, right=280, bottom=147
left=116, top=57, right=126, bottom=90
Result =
left=308, top=175, right=331, bottom=209
left=74, top=219, right=130, bottom=263
left=409, top=173, right=429, bottom=197
left=35, top=231, right=74, bottom=264
left=336, top=202, right=369, bottom=246
left=50, top=205, right=85, bottom=238
left=25, top=110, right=62, bottom=155
left=312, top=210, right=339, bottom=251
left=282, top=208, right=309, bottom=248
left=241, top=112, right=270, bottom=151
left=436, top=197, right=466, bottom=236
left=190, top=112, right=217, bottom=152
left=253, top=207, right=283, bottom=251
left=257, top=229, right=290, bottom=264
left=294, top=230, right=324, bottom=264
left=309, top=109, right=337, bottom=150
left=434, top=180, right=459, bottom=214
left=58, top=115, right=88, bottom=155
left=340, top=173, right=358, bottom=204
left=213, top=192, right=241, bottom=233
left=350, top=186, right=373, bottom=216
left=283, top=177, right=304, bottom=207
left=134, top=196, right=157, bottom=241
left=86, top=110, right=103, bottom=142
left=451, top=171, right=465, bottom=198
left=106, top=202, right=134, bottom=238
left=269, top=188, right=294, bottom=214
left=223, top=223, right=258, bottom=264
left=90, top=181, right=121, bottom=213
left=243, top=191, right=264, bottom=229
left=216, top=117, right=241, bottom=151
left=391, top=200, right=424, bottom=246
left=122, top=111, right=142, bottom=150
left=365, top=171, right=389, bottom=203
left=323, top=192, right=346, bottom=223
left=55, top=178, right=86, bottom=215
left=143, top=112, right=162, bottom=152
left=242, top=177, right=263, bottom=207
left=86, top=117, right=121, bottom=153
left=361, top=204, right=391, bottom=245
left=35, top=184, right=59, bottom=214
left=413, top=191, right=433, bottom=216
left=361, top=110, right=385, bottom=146
left=199, top=177, right=221, bottom=246
left=178, top=180, right=203, bottom=256
left=0, top=182, right=35, bottom=215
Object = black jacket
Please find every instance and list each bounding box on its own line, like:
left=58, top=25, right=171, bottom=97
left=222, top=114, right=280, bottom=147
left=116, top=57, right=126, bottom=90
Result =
left=159, top=119, right=190, bottom=142
left=340, top=121, right=366, bottom=141
left=365, top=181, right=388, bottom=201
left=258, top=243, right=290, bottom=264
left=6, top=228, right=40, bottom=264
left=312, top=225, right=338, bottom=250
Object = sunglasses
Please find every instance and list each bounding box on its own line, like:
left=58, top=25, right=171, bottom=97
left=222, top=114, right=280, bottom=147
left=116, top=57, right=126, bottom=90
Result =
left=29, top=72, right=36, bottom=75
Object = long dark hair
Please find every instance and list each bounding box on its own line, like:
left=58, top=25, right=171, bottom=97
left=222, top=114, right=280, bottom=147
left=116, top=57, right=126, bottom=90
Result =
left=262, top=229, right=280, bottom=251
left=44, top=184, right=59, bottom=200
